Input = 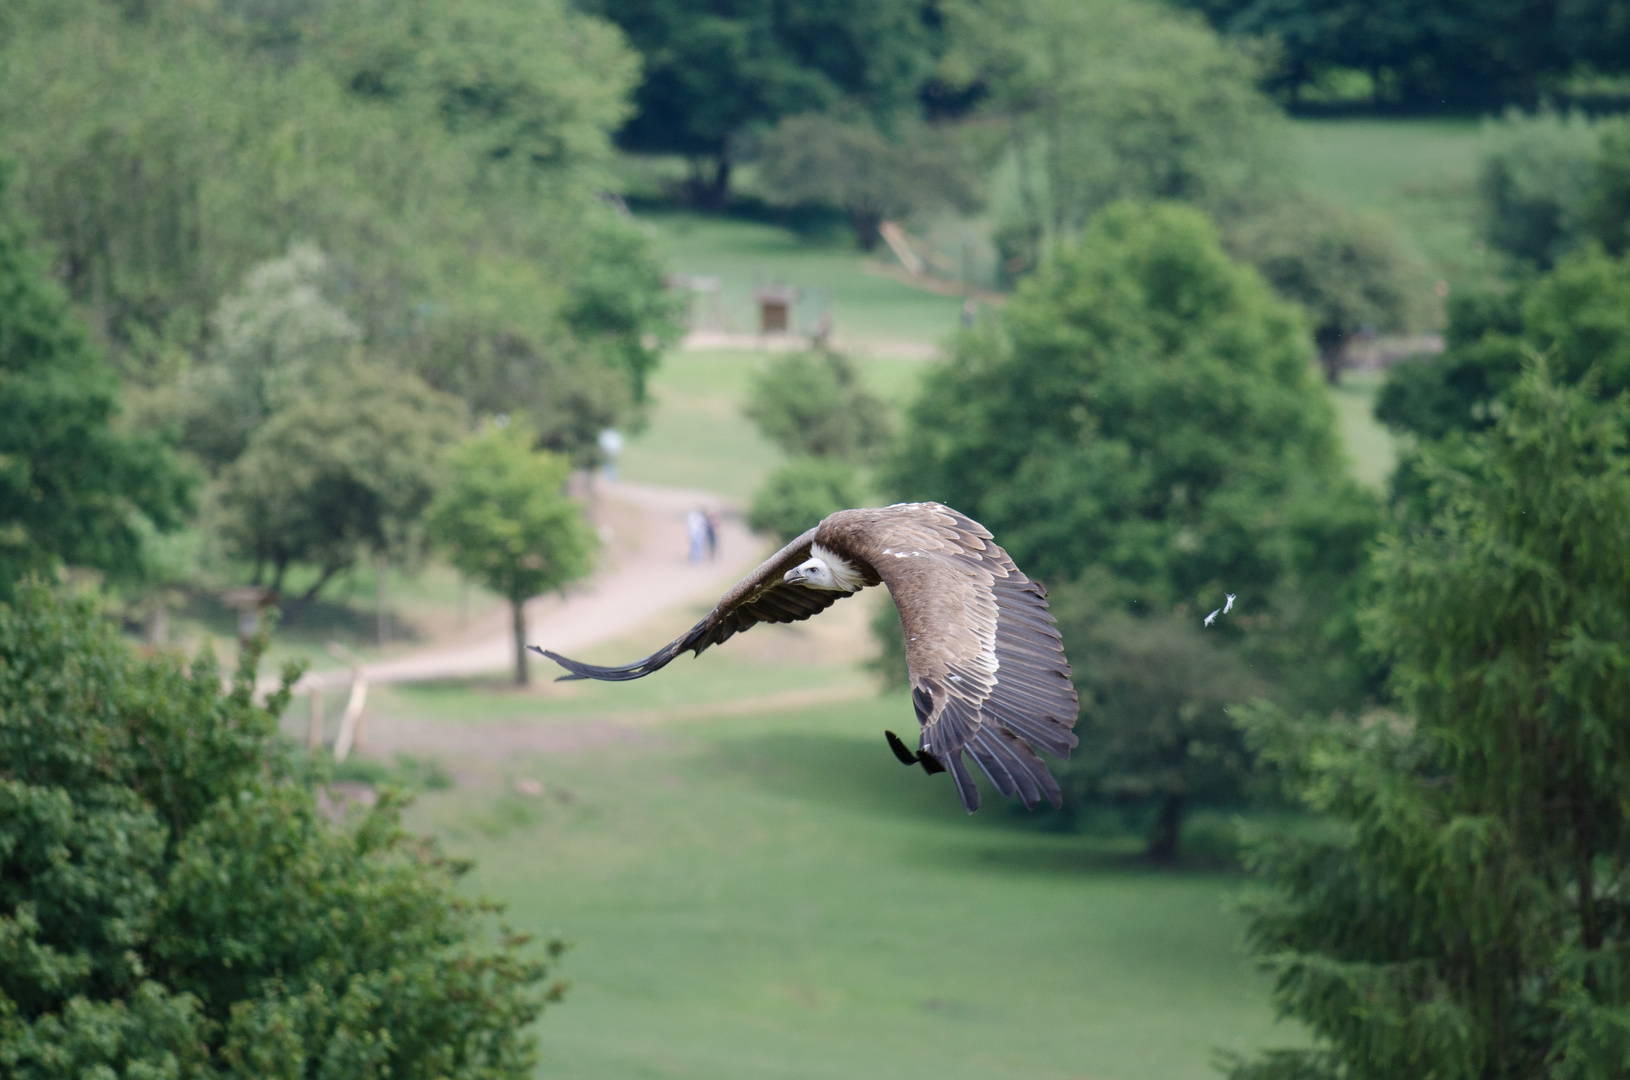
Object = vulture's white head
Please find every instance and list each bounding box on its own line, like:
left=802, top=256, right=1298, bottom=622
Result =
left=784, top=544, right=865, bottom=592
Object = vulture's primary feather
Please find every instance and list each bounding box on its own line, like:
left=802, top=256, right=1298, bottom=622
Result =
left=534, top=503, right=1079, bottom=813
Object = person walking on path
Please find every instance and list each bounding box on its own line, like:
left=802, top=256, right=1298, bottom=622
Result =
left=687, top=508, right=708, bottom=564
left=704, top=509, right=719, bottom=561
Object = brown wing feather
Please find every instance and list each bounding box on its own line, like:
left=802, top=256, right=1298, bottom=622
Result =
left=536, top=526, right=857, bottom=682
left=821, top=503, right=1079, bottom=813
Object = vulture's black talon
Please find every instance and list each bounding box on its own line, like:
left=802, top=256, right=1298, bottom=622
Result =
left=917, top=752, right=947, bottom=775
left=885, top=730, right=919, bottom=767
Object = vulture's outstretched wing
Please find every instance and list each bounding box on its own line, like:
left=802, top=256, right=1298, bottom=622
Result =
left=534, top=527, right=872, bottom=682
left=827, top=504, right=1079, bottom=813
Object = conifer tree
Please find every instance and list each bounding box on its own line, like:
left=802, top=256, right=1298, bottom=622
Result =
left=1229, top=362, right=1630, bottom=1079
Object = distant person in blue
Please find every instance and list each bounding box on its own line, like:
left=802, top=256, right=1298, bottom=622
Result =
left=687, top=509, right=707, bottom=564
left=704, top=509, right=719, bottom=561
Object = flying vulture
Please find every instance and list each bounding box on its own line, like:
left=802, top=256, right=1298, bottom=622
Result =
left=533, top=503, right=1079, bottom=813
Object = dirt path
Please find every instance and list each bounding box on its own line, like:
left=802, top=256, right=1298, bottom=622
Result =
left=293, top=481, right=767, bottom=692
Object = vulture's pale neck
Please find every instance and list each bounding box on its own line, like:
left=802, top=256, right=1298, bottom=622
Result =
left=811, top=543, right=868, bottom=593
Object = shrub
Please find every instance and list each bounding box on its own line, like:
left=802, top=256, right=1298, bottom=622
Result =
left=1478, top=109, right=1601, bottom=268
left=747, top=458, right=866, bottom=544
left=742, top=352, right=893, bottom=461
left=0, top=582, right=559, bottom=1078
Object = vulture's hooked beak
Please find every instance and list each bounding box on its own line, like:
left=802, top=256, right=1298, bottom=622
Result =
left=783, top=566, right=806, bottom=585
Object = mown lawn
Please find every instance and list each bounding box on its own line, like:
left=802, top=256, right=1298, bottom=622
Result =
left=621, top=346, right=1397, bottom=500
left=1290, top=116, right=1493, bottom=289
left=398, top=687, right=1297, bottom=1080
left=645, top=210, right=967, bottom=345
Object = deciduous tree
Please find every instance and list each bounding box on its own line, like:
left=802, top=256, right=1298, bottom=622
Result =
left=1220, top=193, right=1436, bottom=382
left=949, top=0, right=1285, bottom=269
left=0, top=177, right=191, bottom=597
left=214, top=360, right=466, bottom=602
left=1377, top=246, right=1630, bottom=441
left=756, top=114, right=979, bottom=251
left=886, top=202, right=1379, bottom=855
left=587, top=0, right=942, bottom=205
left=426, top=423, right=597, bottom=685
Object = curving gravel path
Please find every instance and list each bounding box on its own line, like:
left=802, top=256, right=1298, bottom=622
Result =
left=289, top=481, right=766, bottom=692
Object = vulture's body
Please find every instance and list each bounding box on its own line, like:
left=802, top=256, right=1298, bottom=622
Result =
left=535, top=503, right=1079, bottom=813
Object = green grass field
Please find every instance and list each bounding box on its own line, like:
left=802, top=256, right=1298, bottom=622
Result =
left=319, top=172, right=1452, bottom=1078
left=398, top=687, right=1294, bottom=1080
left=647, top=211, right=967, bottom=345
left=1290, top=117, right=1492, bottom=289
left=621, top=345, right=1396, bottom=497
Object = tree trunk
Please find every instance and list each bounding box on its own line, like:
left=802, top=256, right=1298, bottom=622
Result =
left=851, top=208, right=883, bottom=252
left=376, top=551, right=389, bottom=649
left=143, top=600, right=169, bottom=646
left=1146, top=793, right=1185, bottom=864
left=512, top=597, right=529, bottom=686
left=687, top=155, right=731, bottom=209
left=1316, top=326, right=1345, bottom=384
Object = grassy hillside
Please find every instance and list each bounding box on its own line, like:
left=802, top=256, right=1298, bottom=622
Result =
left=648, top=211, right=967, bottom=346
left=1290, top=117, right=1491, bottom=288
left=622, top=346, right=1396, bottom=499
left=394, top=668, right=1294, bottom=1080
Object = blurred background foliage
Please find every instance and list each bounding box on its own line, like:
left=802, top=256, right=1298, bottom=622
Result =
left=9, top=0, right=1630, bottom=1075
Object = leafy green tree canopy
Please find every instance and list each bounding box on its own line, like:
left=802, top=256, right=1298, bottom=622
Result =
left=949, top=0, right=1285, bottom=270
left=1, top=0, right=671, bottom=456
left=1048, top=587, right=1267, bottom=861
left=1229, top=362, right=1630, bottom=1080
left=1220, top=193, right=1436, bottom=383
left=427, top=422, right=597, bottom=684
left=182, top=243, right=361, bottom=471
left=756, top=114, right=979, bottom=251
left=1377, top=245, right=1630, bottom=442
left=885, top=202, right=1378, bottom=853
left=887, top=201, right=1362, bottom=606
left=0, top=182, right=191, bottom=597
left=1183, top=0, right=1630, bottom=109
left=215, top=359, right=467, bottom=601
left=1478, top=109, right=1602, bottom=269
left=586, top=0, right=943, bottom=203
left=0, top=582, right=559, bottom=1078
left=743, top=351, right=893, bottom=462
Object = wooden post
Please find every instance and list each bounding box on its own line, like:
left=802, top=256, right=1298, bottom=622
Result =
left=307, top=686, right=324, bottom=750
left=332, top=675, right=369, bottom=763
left=879, top=221, right=923, bottom=277
left=326, top=641, right=370, bottom=763
left=376, top=552, right=389, bottom=649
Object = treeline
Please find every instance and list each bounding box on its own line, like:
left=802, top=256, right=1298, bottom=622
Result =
left=0, top=0, right=673, bottom=626
left=1177, top=0, right=1630, bottom=109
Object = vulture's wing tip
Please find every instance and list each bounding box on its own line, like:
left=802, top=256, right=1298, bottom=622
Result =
left=531, top=647, right=589, bottom=681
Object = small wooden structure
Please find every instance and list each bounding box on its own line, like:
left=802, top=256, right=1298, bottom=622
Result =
left=753, top=286, right=798, bottom=335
